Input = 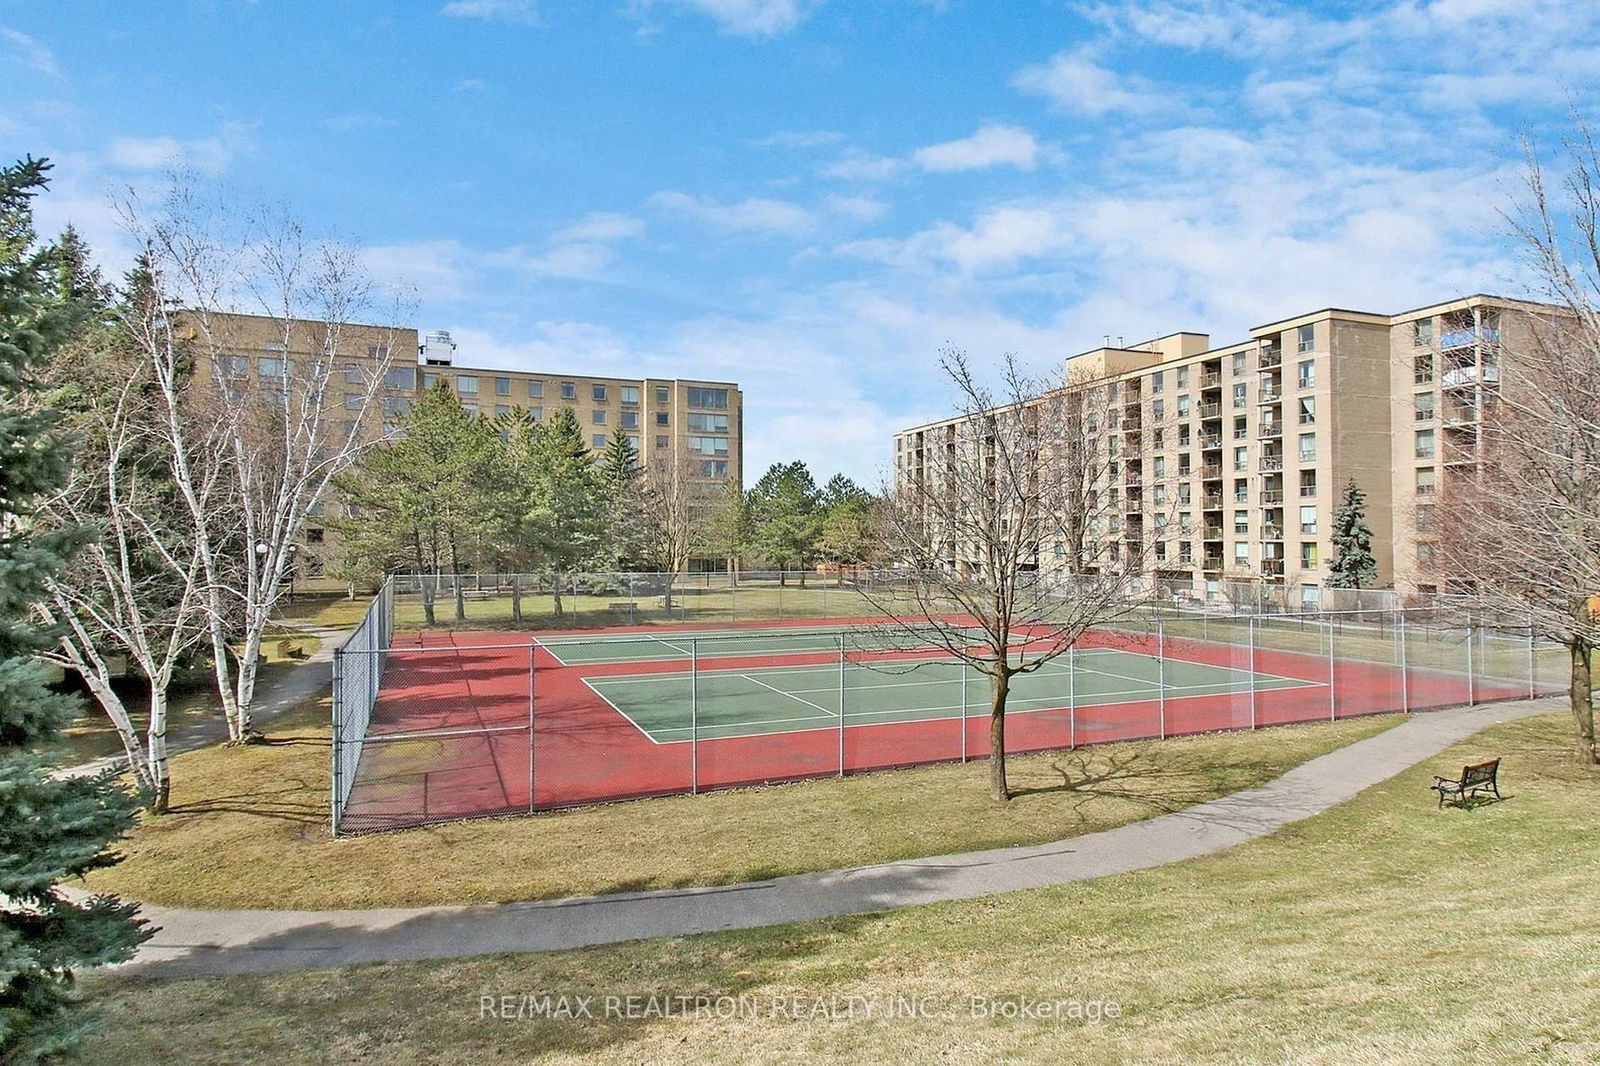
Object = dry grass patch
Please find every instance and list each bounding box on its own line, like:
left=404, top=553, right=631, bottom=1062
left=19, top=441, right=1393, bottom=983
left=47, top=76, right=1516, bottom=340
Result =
left=74, top=713, right=1600, bottom=1066
left=81, top=700, right=1393, bottom=909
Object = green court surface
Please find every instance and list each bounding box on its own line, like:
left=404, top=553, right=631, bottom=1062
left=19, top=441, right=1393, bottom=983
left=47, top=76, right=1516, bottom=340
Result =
left=582, top=647, right=1317, bottom=743
left=540, top=625, right=984, bottom=665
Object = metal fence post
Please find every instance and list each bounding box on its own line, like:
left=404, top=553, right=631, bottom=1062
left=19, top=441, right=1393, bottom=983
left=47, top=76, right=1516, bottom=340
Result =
left=690, top=639, right=699, bottom=795
left=1399, top=611, right=1410, bottom=714
left=537, top=640, right=544, bottom=813
left=837, top=636, right=846, bottom=777
left=1527, top=618, right=1537, bottom=699
left=960, top=657, right=968, bottom=763
left=1327, top=615, right=1336, bottom=721
left=1466, top=614, right=1476, bottom=705
left=1068, top=643, right=1076, bottom=749
left=1248, top=615, right=1258, bottom=730
left=330, top=646, right=342, bottom=837
left=1157, top=619, right=1166, bottom=739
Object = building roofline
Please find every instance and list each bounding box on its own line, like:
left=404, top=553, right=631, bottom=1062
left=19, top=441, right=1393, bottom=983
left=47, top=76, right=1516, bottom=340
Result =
left=446, top=363, right=741, bottom=388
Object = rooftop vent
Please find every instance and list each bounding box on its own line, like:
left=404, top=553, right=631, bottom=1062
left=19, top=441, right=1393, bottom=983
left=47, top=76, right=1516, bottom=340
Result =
left=420, top=329, right=456, bottom=366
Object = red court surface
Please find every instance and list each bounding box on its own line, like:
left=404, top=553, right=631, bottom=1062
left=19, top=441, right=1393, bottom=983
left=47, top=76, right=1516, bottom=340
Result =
left=336, top=617, right=1547, bottom=834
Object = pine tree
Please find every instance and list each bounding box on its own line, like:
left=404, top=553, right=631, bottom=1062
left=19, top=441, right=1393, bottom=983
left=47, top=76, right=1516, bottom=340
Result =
left=748, top=461, right=823, bottom=586
left=522, top=408, right=606, bottom=614
left=1327, top=478, right=1379, bottom=589
left=596, top=425, right=642, bottom=571
left=0, top=157, right=148, bottom=1065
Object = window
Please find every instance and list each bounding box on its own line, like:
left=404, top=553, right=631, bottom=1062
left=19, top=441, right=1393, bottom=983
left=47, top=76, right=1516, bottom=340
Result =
left=1152, top=428, right=1164, bottom=449
left=1417, top=543, right=1435, bottom=567
left=1149, top=372, right=1164, bottom=394
left=592, top=410, right=606, bottom=425
left=216, top=354, right=249, bottom=377
left=1152, top=399, right=1165, bottom=421
left=1232, top=383, right=1246, bottom=407
left=527, top=407, right=542, bottom=421
left=1297, top=323, right=1315, bottom=353
left=1416, top=504, right=1435, bottom=533
left=1414, top=393, right=1435, bottom=421
left=689, top=436, right=729, bottom=456
left=1234, top=510, right=1249, bottom=534
left=592, top=434, right=607, bottom=449
left=385, top=366, right=415, bottom=389
left=1153, top=456, right=1166, bottom=478
left=688, top=412, right=730, bottom=433
left=1231, top=352, right=1245, bottom=375
left=1414, top=354, right=1434, bottom=384
left=1177, top=366, right=1190, bottom=388
left=1298, top=397, right=1315, bottom=425
left=592, top=384, right=608, bottom=402
left=1416, top=467, right=1436, bottom=496
left=491, top=377, right=509, bottom=396
left=655, top=435, right=669, bottom=449
left=461, top=403, right=478, bottom=417
left=699, top=460, right=729, bottom=477
left=1234, top=480, right=1249, bottom=503
left=1178, top=424, right=1191, bottom=446
left=382, top=396, right=412, bottom=417
left=655, top=385, right=670, bottom=404
left=561, top=382, right=577, bottom=400
left=1233, top=415, right=1248, bottom=440
left=1177, top=484, right=1192, bottom=505
left=1234, top=542, right=1249, bottom=565
left=1233, top=446, right=1248, bottom=472
left=1300, top=542, right=1319, bottom=569
left=456, top=375, right=479, bottom=395
left=343, top=363, right=362, bottom=385
left=655, top=412, right=669, bottom=426
left=342, top=394, right=362, bottom=410
left=527, top=380, right=544, bottom=399
left=1300, top=470, right=1317, bottom=497
left=618, top=386, right=640, bottom=405
left=259, top=357, right=293, bottom=378
left=1300, top=584, right=1319, bottom=608
left=1297, top=432, right=1316, bottom=462
left=1176, top=395, right=1190, bottom=418
left=1413, top=319, right=1433, bottom=347
left=1300, top=505, right=1317, bottom=535
left=422, top=372, right=439, bottom=389
left=1297, top=359, right=1315, bottom=389
left=495, top=404, right=511, bottom=418
left=688, top=387, right=729, bottom=409
left=1415, top=428, right=1435, bottom=459
left=627, top=435, right=641, bottom=450
left=620, top=411, right=639, bottom=429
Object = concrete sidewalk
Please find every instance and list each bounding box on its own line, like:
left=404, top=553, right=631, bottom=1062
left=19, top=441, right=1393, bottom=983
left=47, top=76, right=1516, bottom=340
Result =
left=116, top=696, right=1556, bottom=978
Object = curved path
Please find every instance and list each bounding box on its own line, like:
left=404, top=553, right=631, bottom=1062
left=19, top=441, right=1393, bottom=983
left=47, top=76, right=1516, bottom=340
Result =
left=119, top=696, right=1557, bottom=977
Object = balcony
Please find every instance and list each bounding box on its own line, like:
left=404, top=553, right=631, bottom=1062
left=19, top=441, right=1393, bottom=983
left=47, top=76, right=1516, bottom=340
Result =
left=1201, top=463, right=1223, bottom=479
left=1441, top=326, right=1501, bottom=349
left=1262, top=559, right=1285, bottom=578
left=1258, top=383, right=1283, bottom=403
left=1260, top=455, right=1284, bottom=472
left=1199, top=433, right=1222, bottom=449
left=1203, top=494, right=1223, bottom=509
left=1198, top=401, right=1222, bottom=419
left=1258, top=347, right=1282, bottom=369
left=1261, top=489, right=1285, bottom=504
left=1202, top=525, right=1223, bottom=540
left=1441, top=365, right=1501, bottom=389
left=1258, top=424, right=1283, bottom=439
left=1261, top=524, right=1284, bottom=540
left=1442, top=407, right=1478, bottom=426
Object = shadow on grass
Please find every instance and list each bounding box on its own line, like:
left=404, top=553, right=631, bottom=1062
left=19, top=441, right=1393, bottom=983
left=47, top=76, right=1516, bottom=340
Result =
left=1007, top=747, right=1268, bottom=816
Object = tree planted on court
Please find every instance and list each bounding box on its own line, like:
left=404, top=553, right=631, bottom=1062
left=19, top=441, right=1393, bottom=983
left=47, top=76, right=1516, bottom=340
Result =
left=1325, top=479, right=1378, bottom=590
left=0, top=155, right=149, bottom=1064
left=865, top=350, right=1139, bottom=801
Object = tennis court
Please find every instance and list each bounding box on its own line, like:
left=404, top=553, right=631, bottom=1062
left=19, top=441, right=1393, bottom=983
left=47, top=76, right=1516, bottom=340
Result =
left=332, top=614, right=1549, bottom=834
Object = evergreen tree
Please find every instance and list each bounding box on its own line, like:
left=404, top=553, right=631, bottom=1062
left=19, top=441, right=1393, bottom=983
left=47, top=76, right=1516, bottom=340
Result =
left=522, top=408, right=606, bottom=613
left=1326, top=478, right=1379, bottom=589
left=748, top=461, right=823, bottom=586
left=0, top=157, right=148, bottom=1065
left=596, top=425, right=642, bottom=571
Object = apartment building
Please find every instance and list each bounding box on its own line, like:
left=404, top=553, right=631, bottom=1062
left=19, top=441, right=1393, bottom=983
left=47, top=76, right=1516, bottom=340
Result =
left=892, top=294, right=1547, bottom=607
left=189, top=313, right=743, bottom=591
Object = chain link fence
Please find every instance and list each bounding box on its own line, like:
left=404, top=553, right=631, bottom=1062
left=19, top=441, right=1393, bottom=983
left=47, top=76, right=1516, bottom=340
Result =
left=329, top=593, right=1565, bottom=835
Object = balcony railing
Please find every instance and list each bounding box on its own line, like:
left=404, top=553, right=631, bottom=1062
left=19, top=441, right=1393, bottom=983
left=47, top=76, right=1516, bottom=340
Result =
left=1200, top=372, right=1222, bottom=389
left=1258, top=424, right=1283, bottom=439
left=1125, top=473, right=1143, bottom=485
left=1202, top=525, right=1223, bottom=540
left=1262, top=559, right=1285, bottom=577
left=1199, top=433, right=1222, bottom=449
left=1261, top=489, right=1285, bottom=504
left=1261, top=524, right=1284, bottom=540
left=1198, top=402, right=1222, bottom=418
left=1258, top=347, right=1282, bottom=369
left=1260, top=456, right=1284, bottom=471
left=1203, top=494, right=1223, bottom=508
left=1441, top=365, right=1501, bottom=389
left=1202, top=556, right=1224, bottom=571
left=1201, top=463, right=1223, bottom=478
left=1258, top=384, right=1283, bottom=402
left=1441, top=325, right=1501, bottom=349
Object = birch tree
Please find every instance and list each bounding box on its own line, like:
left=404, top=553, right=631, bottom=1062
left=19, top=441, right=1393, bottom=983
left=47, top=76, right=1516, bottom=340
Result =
left=118, top=181, right=405, bottom=740
left=865, top=351, right=1141, bottom=801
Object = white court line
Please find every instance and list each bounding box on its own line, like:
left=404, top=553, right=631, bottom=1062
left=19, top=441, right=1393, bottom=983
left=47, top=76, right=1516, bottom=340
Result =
left=739, top=673, right=835, bottom=716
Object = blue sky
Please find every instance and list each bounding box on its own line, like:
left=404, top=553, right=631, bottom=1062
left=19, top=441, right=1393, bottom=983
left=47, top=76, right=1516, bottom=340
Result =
left=2, top=0, right=1596, bottom=484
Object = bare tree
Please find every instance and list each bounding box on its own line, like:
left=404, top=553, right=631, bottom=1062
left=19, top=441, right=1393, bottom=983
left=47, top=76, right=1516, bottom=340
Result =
left=635, top=452, right=720, bottom=607
left=1433, top=128, right=1600, bottom=765
left=118, top=180, right=405, bottom=741
left=865, top=350, right=1144, bottom=800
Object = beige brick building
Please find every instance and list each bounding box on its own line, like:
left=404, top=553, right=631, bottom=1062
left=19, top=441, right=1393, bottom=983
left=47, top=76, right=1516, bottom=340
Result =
left=190, top=314, right=743, bottom=591
left=892, top=294, right=1548, bottom=608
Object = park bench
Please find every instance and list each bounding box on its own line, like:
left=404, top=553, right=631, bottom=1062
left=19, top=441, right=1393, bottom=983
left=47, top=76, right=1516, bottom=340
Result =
left=608, top=601, right=638, bottom=614
left=1430, top=758, right=1501, bottom=808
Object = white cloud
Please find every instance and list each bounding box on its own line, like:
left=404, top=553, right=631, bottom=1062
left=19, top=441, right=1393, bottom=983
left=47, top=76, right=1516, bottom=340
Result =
left=911, top=123, right=1041, bottom=172
left=649, top=190, right=814, bottom=233
left=2, top=27, right=60, bottom=79
left=751, top=129, right=846, bottom=149
left=320, top=113, right=400, bottom=132
left=647, top=0, right=818, bottom=37
left=553, top=211, right=647, bottom=243
left=104, top=123, right=255, bottom=175
left=454, top=78, right=488, bottom=92
left=819, top=151, right=901, bottom=182
left=840, top=204, right=1076, bottom=274
left=1012, top=48, right=1172, bottom=116
left=440, top=0, right=538, bottom=25
left=826, top=194, right=888, bottom=222
left=360, top=239, right=474, bottom=302
left=502, top=242, right=622, bottom=277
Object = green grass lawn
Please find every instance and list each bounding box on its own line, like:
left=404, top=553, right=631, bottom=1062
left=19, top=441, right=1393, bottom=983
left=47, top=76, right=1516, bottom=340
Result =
left=81, top=698, right=1393, bottom=910
left=72, top=712, right=1599, bottom=1065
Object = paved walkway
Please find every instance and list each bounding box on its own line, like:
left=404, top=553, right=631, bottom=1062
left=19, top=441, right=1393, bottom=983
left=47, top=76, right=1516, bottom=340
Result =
left=63, top=620, right=346, bottom=778
left=117, top=696, right=1557, bottom=977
